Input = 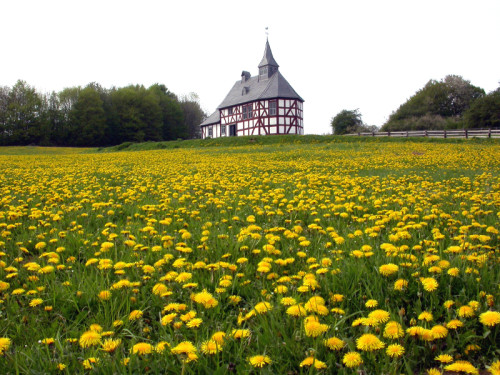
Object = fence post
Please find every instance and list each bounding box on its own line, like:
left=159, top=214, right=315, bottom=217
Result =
left=489, top=128, right=491, bottom=138
left=387, top=131, right=391, bottom=137
left=424, top=130, right=428, bottom=137
left=372, top=131, right=375, bottom=137
left=406, top=131, right=408, bottom=137
left=444, top=130, right=447, bottom=139
left=465, top=129, right=468, bottom=139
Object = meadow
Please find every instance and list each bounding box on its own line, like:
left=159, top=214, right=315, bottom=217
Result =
left=0, top=138, right=498, bottom=374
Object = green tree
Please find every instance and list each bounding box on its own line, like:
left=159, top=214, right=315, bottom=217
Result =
left=148, top=84, right=186, bottom=140
left=382, top=75, right=485, bottom=131
left=0, top=86, right=9, bottom=145
left=331, top=109, right=364, bottom=135
left=39, top=91, right=62, bottom=146
left=110, top=85, right=163, bottom=143
left=58, top=86, right=81, bottom=145
left=5, top=80, right=43, bottom=144
left=70, top=85, right=107, bottom=146
left=464, top=87, right=500, bottom=128
left=180, top=93, right=205, bottom=139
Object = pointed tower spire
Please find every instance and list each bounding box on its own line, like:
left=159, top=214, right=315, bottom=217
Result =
left=258, top=39, right=279, bottom=80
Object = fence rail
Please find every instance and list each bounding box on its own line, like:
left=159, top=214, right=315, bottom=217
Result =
left=346, top=129, right=500, bottom=139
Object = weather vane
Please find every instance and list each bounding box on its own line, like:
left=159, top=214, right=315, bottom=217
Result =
left=265, top=27, right=269, bottom=38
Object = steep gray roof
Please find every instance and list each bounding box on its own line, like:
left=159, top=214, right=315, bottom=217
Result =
left=200, top=110, right=220, bottom=126
left=216, top=71, right=303, bottom=110
left=258, top=39, right=279, bottom=68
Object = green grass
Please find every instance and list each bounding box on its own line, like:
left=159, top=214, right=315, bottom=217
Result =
left=100, top=134, right=500, bottom=153
left=0, top=146, right=95, bottom=155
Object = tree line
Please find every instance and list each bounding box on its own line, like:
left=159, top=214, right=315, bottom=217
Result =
left=0, top=80, right=206, bottom=146
left=331, top=75, right=500, bottom=134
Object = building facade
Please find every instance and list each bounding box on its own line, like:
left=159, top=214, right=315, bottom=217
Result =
left=200, top=40, right=304, bottom=138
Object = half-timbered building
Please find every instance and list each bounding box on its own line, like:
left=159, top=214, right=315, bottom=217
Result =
left=200, top=40, right=304, bottom=138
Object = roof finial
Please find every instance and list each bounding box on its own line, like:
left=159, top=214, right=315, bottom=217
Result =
left=265, top=26, right=269, bottom=40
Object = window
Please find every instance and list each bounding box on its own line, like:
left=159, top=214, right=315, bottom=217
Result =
left=269, top=101, right=276, bottom=116
left=248, top=104, right=253, bottom=119
left=208, top=126, right=213, bottom=137
left=221, top=125, right=226, bottom=135
left=228, top=107, right=233, bottom=115
left=242, top=106, right=247, bottom=119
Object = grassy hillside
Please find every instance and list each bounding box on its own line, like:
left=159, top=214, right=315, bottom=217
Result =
left=100, top=134, right=499, bottom=152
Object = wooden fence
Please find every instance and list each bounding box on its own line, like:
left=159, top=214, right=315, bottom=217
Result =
left=346, top=128, right=500, bottom=139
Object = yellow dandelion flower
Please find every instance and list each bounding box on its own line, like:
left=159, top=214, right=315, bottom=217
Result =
left=248, top=355, right=271, bottom=368
left=323, top=336, right=345, bottom=350
left=447, top=268, right=459, bottom=277
left=101, top=338, right=121, bottom=353
left=427, top=369, right=442, bottom=375
left=132, top=342, right=153, bottom=355
left=418, top=311, right=434, bottom=322
left=343, top=351, right=363, bottom=368
left=82, top=357, right=99, bottom=370
left=254, top=301, right=272, bottom=314
left=383, top=321, right=404, bottom=339
left=29, top=298, right=43, bottom=307
left=129, top=309, right=143, bottom=320
left=300, top=356, right=327, bottom=369
left=0, top=337, right=11, bottom=355
left=186, top=318, right=203, bottom=328
left=280, top=297, right=297, bottom=306
left=365, top=299, right=378, bottom=308
left=201, top=340, right=220, bottom=355
left=97, top=290, right=111, bottom=301
left=161, top=313, right=177, bottom=326
left=379, top=263, right=399, bottom=276
left=394, top=278, right=408, bottom=291
left=155, top=341, right=170, bottom=353
left=458, top=305, right=475, bottom=318
left=35, top=242, right=46, bottom=250
left=435, top=354, right=453, bottom=363
left=211, top=332, right=226, bottom=345
left=443, top=300, right=455, bottom=309
left=356, top=333, right=385, bottom=351
left=444, top=360, right=478, bottom=375
left=479, top=311, right=500, bottom=327
left=231, top=329, right=250, bottom=339
left=368, top=309, right=391, bottom=324
left=304, top=320, right=329, bottom=337
left=56, top=363, right=66, bottom=371
left=446, top=319, right=463, bottom=330
left=421, top=277, right=439, bottom=292
left=79, top=330, right=101, bottom=348
left=41, top=338, right=55, bottom=345
left=488, top=360, right=500, bottom=375
left=430, top=325, right=448, bottom=339
left=180, top=310, right=197, bottom=322
left=331, top=294, right=344, bottom=302
left=193, top=289, right=218, bottom=309
left=171, top=341, right=197, bottom=355
left=286, top=304, right=307, bottom=317
left=386, top=344, right=405, bottom=358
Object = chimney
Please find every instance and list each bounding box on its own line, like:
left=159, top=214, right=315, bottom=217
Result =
left=241, top=71, right=251, bottom=83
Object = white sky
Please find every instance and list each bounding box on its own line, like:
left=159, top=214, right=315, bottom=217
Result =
left=1, top=0, right=499, bottom=135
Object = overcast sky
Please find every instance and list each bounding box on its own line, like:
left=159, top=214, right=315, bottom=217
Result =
left=1, top=0, right=499, bottom=135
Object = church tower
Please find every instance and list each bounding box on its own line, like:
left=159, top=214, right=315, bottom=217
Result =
left=258, top=39, right=279, bottom=81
